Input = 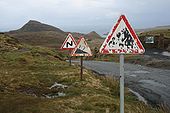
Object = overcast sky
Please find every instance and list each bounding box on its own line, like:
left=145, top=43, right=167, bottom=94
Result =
left=0, top=0, right=170, bottom=35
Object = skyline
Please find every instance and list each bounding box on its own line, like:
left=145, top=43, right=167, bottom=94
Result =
left=0, top=0, right=170, bottom=34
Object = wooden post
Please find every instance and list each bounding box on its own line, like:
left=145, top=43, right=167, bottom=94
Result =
left=69, top=50, right=72, bottom=66
left=80, top=56, right=83, bottom=80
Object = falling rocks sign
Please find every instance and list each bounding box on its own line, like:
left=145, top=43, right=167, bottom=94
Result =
left=100, top=15, right=145, bottom=54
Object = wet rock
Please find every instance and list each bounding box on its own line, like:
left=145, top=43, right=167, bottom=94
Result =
left=43, top=92, right=66, bottom=99
left=16, top=84, right=67, bottom=99
left=49, top=82, right=68, bottom=89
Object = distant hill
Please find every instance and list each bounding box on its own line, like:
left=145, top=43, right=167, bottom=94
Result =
left=154, top=25, right=170, bottom=29
left=65, top=32, right=84, bottom=40
left=10, top=20, right=64, bottom=33
left=84, top=31, right=103, bottom=49
left=7, top=20, right=66, bottom=48
left=68, top=31, right=102, bottom=40
left=136, top=25, right=170, bottom=33
left=137, top=25, right=170, bottom=38
left=6, top=20, right=103, bottom=48
left=85, top=31, right=102, bottom=40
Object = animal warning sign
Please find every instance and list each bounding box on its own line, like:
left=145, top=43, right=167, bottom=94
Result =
left=60, top=33, right=77, bottom=50
left=71, top=37, right=92, bottom=56
left=100, top=15, right=145, bottom=54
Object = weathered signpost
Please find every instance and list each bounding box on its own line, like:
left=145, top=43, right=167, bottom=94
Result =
left=71, top=37, right=92, bottom=80
left=60, top=33, right=77, bottom=66
left=99, top=15, right=145, bottom=113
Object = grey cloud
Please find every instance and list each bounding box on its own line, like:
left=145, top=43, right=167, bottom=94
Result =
left=0, top=0, right=170, bottom=34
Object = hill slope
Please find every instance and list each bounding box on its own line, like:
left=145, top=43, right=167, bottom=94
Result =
left=85, top=31, right=104, bottom=49
left=139, top=29, right=170, bottom=38
left=85, top=31, right=102, bottom=39
left=7, top=20, right=66, bottom=48
left=136, top=25, right=170, bottom=35
left=69, top=31, right=104, bottom=49
left=10, top=20, right=64, bottom=33
left=0, top=34, right=167, bottom=113
left=7, top=20, right=104, bottom=49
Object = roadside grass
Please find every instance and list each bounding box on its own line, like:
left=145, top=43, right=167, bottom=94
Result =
left=94, top=54, right=146, bottom=65
left=0, top=34, right=168, bottom=113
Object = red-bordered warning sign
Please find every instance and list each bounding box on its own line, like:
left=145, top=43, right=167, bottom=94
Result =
left=71, top=37, right=92, bottom=56
left=60, top=33, right=77, bottom=50
left=100, top=15, right=145, bottom=54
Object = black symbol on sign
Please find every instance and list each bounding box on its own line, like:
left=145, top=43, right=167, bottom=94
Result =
left=66, top=41, right=73, bottom=47
left=75, top=45, right=87, bottom=54
left=108, top=27, right=134, bottom=49
left=108, top=37, right=115, bottom=47
left=79, top=45, right=85, bottom=50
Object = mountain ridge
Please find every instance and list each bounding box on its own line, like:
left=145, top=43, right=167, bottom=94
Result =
left=9, top=20, right=64, bottom=33
left=7, top=20, right=103, bottom=48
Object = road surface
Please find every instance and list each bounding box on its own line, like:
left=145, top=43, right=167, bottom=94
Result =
left=73, top=60, right=170, bottom=106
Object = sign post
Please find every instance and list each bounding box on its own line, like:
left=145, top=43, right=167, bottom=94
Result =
left=120, top=54, right=124, bottom=113
left=80, top=56, right=83, bottom=80
left=69, top=50, right=72, bottom=66
left=71, top=37, right=92, bottom=80
left=99, top=15, right=145, bottom=113
left=60, top=33, right=77, bottom=66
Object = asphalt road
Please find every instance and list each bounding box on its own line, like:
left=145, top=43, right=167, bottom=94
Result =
left=144, top=49, right=170, bottom=60
left=73, top=60, right=170, bottom=106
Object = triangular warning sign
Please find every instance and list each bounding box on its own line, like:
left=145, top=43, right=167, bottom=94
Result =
left=60, top=33, right=77, bottom=50
left=71, top=37, right=92, bottom=56
left=100, top=15, right=145, bottom=54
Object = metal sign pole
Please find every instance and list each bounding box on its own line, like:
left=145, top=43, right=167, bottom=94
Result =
left=69, top=50, right=72, bottom=66
left=80, top=56, right=83, bottom=80
left=120, top=54, right=124, bottom=113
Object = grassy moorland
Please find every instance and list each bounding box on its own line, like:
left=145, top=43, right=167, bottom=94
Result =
left=0, top=34, right=168, bottom=113
left=139, top=29, right=170, bottom=38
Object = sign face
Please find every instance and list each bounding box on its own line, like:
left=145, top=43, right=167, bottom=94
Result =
left=100, top=15, right=145, bottom=54
left=71, top=37, right=92, bottom=56
left=60, top=33, right=77, bottom=50
left=145, top=36, right=154, bottom=43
